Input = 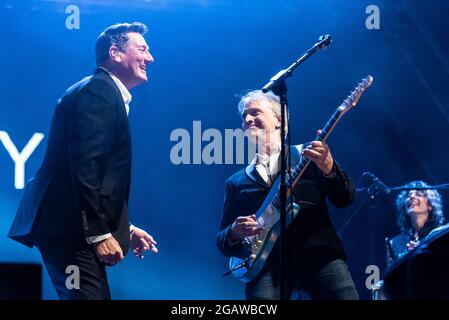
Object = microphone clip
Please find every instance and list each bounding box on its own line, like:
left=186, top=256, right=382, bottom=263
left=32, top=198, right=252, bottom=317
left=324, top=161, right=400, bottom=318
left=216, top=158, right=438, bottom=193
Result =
left=363, top=172, right=391, bottom=196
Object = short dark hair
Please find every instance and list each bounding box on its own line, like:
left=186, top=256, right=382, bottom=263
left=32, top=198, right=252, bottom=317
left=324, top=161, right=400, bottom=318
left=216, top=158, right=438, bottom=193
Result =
left=95, top=22, right=148, bottom=65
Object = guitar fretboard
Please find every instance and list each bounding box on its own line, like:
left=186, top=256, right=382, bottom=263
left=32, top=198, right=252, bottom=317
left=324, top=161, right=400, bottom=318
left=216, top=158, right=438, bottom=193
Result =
left=272, top=106, right=345, bottom=209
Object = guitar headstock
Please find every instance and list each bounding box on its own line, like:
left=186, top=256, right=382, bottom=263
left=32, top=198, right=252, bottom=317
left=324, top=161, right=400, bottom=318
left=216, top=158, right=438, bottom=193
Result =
left=341, top=75, right=373, bottom=112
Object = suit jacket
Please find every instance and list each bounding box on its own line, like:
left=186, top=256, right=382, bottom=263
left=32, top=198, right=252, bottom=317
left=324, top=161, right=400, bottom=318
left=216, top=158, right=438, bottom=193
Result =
left=8, top=68, right=132, bottom=253
left=216, top=146, right=355, bottom=279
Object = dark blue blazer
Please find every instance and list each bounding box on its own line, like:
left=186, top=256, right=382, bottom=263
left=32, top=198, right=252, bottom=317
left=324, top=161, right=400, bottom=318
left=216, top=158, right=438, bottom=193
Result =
left=8, top=68, right=131, bottom=253
left=216, top=147, right=355, bottom=274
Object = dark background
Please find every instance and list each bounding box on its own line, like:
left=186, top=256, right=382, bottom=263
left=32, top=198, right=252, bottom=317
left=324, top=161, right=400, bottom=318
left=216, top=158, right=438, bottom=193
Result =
left=0, top=0, right=448, bottom=299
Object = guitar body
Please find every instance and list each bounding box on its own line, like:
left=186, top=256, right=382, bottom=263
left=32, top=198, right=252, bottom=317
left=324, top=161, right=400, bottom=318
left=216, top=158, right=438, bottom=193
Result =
left=227, top=75, right=373, bottom=283
left=229, top=176, right=300, bottom=283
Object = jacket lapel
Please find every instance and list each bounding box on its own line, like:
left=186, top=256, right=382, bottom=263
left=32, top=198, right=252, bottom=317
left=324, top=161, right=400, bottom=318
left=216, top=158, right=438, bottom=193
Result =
left=245, top=144, right=305, bottom=188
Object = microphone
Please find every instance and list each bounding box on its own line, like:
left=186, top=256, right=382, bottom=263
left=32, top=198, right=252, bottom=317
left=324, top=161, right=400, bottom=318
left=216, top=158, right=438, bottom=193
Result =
left=363, top=172, right=391, bottom=194
left=316, top=34, right=332, bottom=50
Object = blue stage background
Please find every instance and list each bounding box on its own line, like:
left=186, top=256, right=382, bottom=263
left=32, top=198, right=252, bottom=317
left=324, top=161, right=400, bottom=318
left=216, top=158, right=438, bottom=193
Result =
left=0, top=0, right=448, bottom=299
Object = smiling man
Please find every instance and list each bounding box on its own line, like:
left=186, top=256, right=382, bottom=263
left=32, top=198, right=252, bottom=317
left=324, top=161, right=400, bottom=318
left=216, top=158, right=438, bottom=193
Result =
left=8, top=22, right=157, bottom=299
left=216, top=90, right=359, bottom=300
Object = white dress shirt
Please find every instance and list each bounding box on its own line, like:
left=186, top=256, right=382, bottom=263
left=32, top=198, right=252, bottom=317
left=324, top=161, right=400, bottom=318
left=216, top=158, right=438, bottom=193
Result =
left=245, top=144, right=335, bottom=186
left=245, top=143, right=284, bottom=187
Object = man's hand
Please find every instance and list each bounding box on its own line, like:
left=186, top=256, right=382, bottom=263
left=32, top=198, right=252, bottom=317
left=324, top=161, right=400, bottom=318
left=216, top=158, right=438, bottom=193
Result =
left=301, top=130, right=334, bottom=175
left=93, top=237, right=124, bottom=265
left=229, top=214, right=262, bottom=242
left=130, top=226, right=158, bottom=259
left=407, top=240, right=420, bottom=251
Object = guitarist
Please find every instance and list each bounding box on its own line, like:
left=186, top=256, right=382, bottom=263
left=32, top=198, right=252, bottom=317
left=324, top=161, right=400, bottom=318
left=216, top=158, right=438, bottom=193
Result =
left=216, top=90, right=359, bottom=299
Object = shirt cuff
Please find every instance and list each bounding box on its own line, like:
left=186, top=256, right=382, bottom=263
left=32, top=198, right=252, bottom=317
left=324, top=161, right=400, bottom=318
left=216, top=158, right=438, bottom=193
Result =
left=129, top=224, right=135, bottom=233
left=226, top=227, right=241, bottom=247
left=86, top=233, right=112, bottom=244
left=227, top=236, right=241, bottom=247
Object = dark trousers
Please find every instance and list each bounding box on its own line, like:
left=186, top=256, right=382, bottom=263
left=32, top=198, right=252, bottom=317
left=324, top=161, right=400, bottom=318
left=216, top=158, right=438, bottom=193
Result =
left=246, top=258, right=359, bottom=300
left=35, top=236, right=111, bottom=300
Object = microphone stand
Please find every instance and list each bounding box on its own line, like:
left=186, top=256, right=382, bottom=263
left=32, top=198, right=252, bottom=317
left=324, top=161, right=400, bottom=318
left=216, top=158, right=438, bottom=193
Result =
left=343, top=176, right=449, bottom=235
left=261, top=35, right=331, bottom=300
left=388, top=183, right=449, bottom=192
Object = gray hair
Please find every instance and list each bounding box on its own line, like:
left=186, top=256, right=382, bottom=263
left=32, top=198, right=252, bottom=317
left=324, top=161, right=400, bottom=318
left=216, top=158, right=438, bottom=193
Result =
left=237, top=90, right=288, bottom=131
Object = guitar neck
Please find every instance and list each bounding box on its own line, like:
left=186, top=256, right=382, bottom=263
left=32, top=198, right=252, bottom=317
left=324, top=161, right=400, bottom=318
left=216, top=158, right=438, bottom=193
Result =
left=290, top=105, right=346, bottom=187
left=272, top=105, right=346, bottom=209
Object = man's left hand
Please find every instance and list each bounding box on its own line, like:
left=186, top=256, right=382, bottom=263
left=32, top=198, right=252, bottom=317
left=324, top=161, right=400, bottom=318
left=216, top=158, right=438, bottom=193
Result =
left=301, top=130, right=334, bottom=175
left=407, top=240, right=420, bottom=251
left=130, top=226, right=158, bottom=259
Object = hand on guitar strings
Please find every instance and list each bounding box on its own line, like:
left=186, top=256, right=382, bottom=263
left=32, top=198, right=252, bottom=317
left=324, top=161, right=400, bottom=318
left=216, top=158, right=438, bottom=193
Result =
left=229, top=214, right=263, bottom=242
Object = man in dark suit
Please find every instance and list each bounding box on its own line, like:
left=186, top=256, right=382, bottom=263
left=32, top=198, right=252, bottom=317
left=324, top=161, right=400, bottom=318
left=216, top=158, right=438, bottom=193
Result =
left=8, top=22, right=158, bottom=299
left=216, top=90, right=359, bottom=299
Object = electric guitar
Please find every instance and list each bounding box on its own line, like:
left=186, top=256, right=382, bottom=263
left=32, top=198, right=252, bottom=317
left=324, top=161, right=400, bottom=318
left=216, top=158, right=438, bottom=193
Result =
left=228, top=75, right=374, bottom=283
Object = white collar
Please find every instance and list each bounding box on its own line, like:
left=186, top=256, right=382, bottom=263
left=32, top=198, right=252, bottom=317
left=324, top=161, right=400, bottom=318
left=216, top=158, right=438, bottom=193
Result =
left=245, top=143, right=282, bottom=186
left=245, top=144, right=304, bottom=186
left=99, top=67, right=132, bottom=114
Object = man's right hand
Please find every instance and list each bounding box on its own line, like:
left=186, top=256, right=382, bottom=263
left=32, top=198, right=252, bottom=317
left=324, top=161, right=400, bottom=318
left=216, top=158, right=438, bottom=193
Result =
left=93, top=237, right=124, bottom=265
left=229, top=214, right=262, bottom=242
